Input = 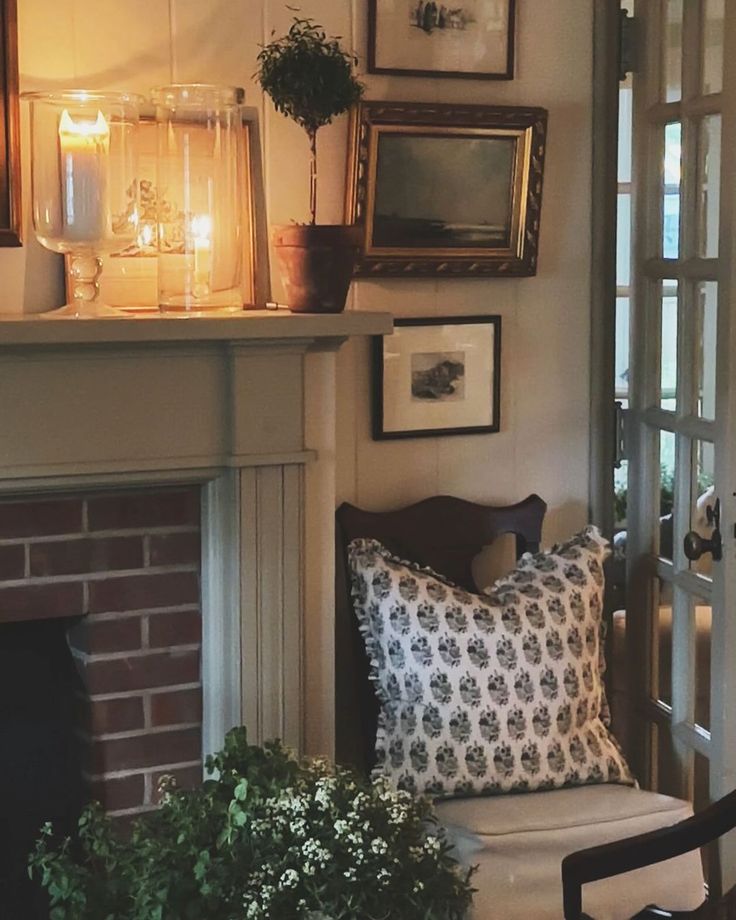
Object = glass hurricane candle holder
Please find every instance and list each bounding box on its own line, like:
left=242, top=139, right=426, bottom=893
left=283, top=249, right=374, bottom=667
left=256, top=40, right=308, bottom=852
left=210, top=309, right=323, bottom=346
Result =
left=151, top=84, right=244, bottom=314
left=23, top=91, right=143, bottom=318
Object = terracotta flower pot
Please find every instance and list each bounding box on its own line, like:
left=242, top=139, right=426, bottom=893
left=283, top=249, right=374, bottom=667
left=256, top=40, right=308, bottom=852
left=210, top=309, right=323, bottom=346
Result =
left=272, top=224, right=363, bottom=314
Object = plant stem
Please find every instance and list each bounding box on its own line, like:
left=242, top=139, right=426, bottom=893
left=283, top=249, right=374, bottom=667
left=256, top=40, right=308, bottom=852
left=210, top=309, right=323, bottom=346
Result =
left=309, top=129, right=317, bottom=225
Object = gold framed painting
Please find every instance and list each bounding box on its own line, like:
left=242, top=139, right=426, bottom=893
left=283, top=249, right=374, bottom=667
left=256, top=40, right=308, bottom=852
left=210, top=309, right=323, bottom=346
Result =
left=0, top=0, right=21, bottom=247
left=65, top=114, right=262, bottom=310
left=346, top=100, right=548, bottom=277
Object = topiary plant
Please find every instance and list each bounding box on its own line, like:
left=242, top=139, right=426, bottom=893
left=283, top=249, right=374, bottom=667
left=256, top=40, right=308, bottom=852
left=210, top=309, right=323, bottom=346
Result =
left=256, top=16, right=364, bottom=225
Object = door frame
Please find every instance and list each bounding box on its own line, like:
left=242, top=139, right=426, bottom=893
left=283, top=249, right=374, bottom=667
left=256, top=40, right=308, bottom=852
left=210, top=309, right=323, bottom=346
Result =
left=589, top=0, right=622, bottom=539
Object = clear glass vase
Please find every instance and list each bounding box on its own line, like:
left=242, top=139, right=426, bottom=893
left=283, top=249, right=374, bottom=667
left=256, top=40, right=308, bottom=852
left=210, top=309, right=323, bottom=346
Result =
left=23, top=91, right=143, bottom=318
left=151, top=84, right=244, bottom=314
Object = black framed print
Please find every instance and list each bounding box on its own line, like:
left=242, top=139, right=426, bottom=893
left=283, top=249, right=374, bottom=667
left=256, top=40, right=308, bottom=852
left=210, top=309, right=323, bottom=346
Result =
left=373, top=316, right=501, bottom=440
left=368, top=0, right=515, bottom=80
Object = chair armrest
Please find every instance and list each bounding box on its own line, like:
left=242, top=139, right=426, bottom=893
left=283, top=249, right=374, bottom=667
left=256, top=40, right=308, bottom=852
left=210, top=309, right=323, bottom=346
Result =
left=561, top=788, right=736, bottom=919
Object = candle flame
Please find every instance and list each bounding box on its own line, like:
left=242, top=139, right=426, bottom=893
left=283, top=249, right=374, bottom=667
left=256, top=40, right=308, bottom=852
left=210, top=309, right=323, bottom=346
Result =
left=191, top=214, right=212, bottom=243
left=58, top=108, right=110, bottom=139
left=139, top=223, right=154, bottom=247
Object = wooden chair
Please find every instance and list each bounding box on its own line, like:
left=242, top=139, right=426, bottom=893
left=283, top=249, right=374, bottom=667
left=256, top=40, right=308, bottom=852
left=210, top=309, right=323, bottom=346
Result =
left=335, top=493, right=706, bottom=919
left=335, top=493, right=547, bottom=771
left=562, top=787, right=736, bottom=919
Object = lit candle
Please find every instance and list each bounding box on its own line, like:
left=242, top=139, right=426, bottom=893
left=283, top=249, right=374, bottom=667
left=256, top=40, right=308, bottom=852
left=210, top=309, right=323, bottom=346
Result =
left=138, top=222, right=155, bottom=250
left=191, top=214, right=212, bottom=298
left=58, top=109, right=110, bottom=243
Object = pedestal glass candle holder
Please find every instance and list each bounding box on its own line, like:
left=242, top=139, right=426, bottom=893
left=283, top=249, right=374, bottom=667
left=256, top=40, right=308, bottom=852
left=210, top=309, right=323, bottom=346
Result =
left=23, top=91, right=144, bottom=318
left=152, top=84, right=244, bottom=314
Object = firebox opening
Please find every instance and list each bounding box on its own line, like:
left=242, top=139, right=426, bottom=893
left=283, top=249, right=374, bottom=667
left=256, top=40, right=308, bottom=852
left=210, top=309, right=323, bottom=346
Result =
left=0, top=617, right=88, bottom=919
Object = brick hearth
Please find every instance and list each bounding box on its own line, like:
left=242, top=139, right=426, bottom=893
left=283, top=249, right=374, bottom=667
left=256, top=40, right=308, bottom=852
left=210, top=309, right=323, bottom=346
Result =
left=0, top=486, right=203, bottom=817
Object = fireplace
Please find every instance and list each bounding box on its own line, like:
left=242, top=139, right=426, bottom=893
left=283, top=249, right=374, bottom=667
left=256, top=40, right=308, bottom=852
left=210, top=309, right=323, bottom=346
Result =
left=0, top=310, right=391, bottom=914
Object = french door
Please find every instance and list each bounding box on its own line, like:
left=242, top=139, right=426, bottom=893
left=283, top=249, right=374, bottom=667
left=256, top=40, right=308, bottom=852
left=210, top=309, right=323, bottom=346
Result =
left=623, top=0, right=736, bottom=883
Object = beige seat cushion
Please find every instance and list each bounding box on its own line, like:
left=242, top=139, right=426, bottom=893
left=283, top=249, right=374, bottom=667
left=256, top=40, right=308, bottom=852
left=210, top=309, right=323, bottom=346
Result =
left=435, top=784, right=705, bottom=920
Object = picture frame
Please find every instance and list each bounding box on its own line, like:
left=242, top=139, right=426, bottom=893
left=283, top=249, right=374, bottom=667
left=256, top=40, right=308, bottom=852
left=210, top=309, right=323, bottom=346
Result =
left=373, top=316, right=501, bottom=440
left=65, top=113, right=263, bottom=310
left=0, top=0, right=21, bottom=246
left=346, top=101, right=547, bottom=277
left=368, top=0, right=515, bottom=80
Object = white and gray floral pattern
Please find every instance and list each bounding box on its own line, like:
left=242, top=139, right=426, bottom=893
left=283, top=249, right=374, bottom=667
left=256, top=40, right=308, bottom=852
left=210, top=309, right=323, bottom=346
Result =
left=348, top=526, right=633, bottom=798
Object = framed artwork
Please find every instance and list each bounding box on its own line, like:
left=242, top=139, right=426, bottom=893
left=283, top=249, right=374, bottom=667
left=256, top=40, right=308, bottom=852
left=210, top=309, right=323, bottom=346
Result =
left=368, top=0, right=515, bottom=80
left=346, top=101, right=547, bottom=277
left=65, top=115, right=260, bottom=310
left=373, top=316, right=501, bottom=440
left=0, top=0, right=21, bottom=246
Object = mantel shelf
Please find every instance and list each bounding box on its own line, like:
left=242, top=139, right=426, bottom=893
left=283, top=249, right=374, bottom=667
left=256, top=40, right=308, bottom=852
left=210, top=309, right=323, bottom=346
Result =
left=0, top=308, right=393, bottom=347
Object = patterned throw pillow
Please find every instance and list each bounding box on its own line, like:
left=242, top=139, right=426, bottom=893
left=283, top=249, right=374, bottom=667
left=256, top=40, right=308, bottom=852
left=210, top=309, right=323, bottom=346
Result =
left=347, top=526, right=634, bottom=798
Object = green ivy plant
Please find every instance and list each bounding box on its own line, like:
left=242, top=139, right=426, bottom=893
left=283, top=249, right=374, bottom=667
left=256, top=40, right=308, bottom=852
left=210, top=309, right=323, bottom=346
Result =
left=30, top=727, right=474, bottom=920
left=255, top=16, right=364, bottom=225
left=614, top=467, right=714, bottom=525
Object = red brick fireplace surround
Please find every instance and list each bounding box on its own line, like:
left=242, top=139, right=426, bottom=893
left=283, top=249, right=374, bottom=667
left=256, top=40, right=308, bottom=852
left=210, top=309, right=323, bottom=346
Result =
left=0, top=486, right=203, bottom=817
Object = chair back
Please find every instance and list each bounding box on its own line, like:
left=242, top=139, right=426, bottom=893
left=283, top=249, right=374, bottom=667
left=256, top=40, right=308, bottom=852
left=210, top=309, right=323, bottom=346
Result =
left=334, top=493, right=547, bottom=773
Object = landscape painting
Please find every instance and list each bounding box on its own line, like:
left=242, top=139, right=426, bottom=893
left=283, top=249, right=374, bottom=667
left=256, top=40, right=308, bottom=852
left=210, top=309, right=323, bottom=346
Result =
left=369, top=0, right=515, bottom=79
left=372, top=131, right=516, bottom=250
left=346, top=100, right=548, bottom=276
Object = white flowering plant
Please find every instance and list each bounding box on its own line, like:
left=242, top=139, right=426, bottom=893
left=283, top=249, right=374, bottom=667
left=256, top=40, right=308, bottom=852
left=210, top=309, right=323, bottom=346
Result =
left=30, top=727, right=475, bottom=919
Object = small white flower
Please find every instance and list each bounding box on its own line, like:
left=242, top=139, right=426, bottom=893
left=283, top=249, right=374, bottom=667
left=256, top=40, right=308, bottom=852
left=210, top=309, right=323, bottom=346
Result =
left=424, top=835, right=441, bottom=854
left=370, top=837, right=388, bottom=856
left=291, top=817, right=307, bottom=837
left=279, top=868, right=299, bottom=889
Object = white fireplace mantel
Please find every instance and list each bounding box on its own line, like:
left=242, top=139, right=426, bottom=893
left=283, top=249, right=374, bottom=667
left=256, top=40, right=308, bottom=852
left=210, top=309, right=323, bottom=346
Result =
left=0, top=308, right=392, bottom=760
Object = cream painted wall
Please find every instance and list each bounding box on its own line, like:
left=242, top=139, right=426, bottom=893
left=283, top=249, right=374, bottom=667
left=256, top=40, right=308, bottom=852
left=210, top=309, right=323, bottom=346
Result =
left=5, top=0, right=593, bottom=544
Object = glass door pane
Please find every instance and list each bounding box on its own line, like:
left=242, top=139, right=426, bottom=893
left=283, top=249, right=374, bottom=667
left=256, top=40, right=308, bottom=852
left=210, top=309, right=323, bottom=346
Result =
left=695, top=282, right=717, bottom=420
left=662, top=0, right=683, bottom=102
left=701, top=0, right=724, bottom=95
left=689, top=440, right=716, bottom=574
left=658, top=430, right=676, bottom=560
left=663, top=124, right=681, bottom=258
left=698, top=116, right=721, bottom=258
left=660, top=282, right=678, bottom=410
left=693, top=598, right=712, bottom=733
